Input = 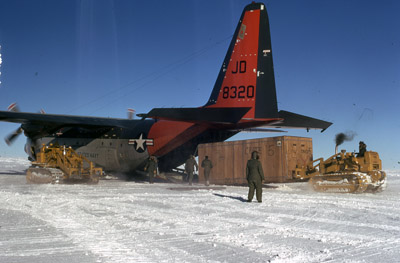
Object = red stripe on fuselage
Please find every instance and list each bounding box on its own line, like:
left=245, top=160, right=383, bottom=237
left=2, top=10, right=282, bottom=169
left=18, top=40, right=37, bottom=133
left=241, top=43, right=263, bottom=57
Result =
left=147, top=120, right=207, bottom=157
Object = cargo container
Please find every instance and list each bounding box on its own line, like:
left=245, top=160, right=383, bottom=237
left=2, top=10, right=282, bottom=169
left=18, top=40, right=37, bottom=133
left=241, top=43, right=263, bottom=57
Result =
left=197, top=136, right=313, bottom=185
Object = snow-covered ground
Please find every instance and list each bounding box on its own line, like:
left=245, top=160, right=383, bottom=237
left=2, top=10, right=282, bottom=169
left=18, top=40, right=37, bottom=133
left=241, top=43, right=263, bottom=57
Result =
left=0, top=157, right=399, bottom=263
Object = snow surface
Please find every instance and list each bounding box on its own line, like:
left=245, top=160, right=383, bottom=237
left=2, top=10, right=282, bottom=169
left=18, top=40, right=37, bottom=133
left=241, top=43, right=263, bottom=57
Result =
left=0, top=157, right=399, bottom=263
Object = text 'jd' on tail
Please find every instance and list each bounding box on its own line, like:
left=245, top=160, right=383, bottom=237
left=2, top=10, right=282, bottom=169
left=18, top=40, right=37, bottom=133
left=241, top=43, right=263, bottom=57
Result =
left=204, top=2, right=278, bottom=121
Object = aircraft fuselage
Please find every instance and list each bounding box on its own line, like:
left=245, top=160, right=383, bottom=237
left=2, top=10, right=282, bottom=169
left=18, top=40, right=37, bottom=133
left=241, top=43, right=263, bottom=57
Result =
left=25, top=119, right=238, bottom=174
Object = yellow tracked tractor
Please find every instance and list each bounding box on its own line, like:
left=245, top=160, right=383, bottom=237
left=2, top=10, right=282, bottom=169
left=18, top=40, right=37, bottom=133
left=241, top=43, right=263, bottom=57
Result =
left=27, top=144, right=103, bottom=184
left=295, top=150, right=386, bottom=193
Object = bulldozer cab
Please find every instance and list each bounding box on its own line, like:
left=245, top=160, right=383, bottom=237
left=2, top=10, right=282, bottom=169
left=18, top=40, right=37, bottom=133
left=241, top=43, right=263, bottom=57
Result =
left=357, top=151, right=382, bottom=173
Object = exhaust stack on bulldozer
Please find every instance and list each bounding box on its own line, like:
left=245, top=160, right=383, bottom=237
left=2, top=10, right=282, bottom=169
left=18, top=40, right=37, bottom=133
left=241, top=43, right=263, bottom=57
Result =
left=295, top=147, right=386, bottom=194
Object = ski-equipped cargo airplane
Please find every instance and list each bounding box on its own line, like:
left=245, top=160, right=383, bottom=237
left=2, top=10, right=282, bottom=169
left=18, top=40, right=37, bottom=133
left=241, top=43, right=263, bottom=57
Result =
left=0, top=2, right=331, bottom=174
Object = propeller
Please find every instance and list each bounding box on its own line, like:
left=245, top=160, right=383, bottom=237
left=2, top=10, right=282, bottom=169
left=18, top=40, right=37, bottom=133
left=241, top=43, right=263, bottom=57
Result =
left=4, top=102, right=23, bottom=145
left=5, top=126, right=23, bottom=145
left=7, top=102, right=20, bottom=112
left=3, top=103, right=45, bottom=146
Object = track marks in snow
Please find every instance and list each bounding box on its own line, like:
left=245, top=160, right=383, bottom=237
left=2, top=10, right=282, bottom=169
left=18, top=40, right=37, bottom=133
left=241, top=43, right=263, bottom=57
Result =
left=1, top=170, right=400, bottom=262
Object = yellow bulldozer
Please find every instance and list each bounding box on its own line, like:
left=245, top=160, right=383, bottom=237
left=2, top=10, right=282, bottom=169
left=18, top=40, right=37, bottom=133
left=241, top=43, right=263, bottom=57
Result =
left=26, top=144, right=103, bottom=184
left=294, top=149, right=386, bottom=193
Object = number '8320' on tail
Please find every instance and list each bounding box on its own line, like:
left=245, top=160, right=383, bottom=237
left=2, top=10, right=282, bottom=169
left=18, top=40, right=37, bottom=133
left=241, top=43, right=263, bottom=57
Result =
left=204, top=2, right=278, bottom=121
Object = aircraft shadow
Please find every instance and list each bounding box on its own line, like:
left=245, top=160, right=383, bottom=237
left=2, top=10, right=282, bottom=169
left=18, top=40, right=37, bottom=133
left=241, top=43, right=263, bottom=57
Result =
left=213, top=193, right=248, bottom=202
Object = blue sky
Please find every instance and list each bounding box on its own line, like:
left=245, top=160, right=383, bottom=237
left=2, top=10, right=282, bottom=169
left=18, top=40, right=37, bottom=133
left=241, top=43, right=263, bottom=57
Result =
left=0, top=0, right=399, bottom=168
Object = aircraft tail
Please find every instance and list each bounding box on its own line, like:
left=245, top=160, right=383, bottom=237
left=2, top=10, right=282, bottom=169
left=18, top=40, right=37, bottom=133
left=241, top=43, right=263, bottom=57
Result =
left=139, top=2, right=332, bottom=131
left=204, top=2, right=278, bottom=120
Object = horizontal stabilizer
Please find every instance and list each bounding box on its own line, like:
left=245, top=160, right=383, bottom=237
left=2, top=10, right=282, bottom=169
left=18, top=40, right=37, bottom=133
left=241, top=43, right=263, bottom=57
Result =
left=272, top=110, right=332, bottom=132
left=138, top=107, right=251, bottom=124
left=231, top=128, right=287, bottom=133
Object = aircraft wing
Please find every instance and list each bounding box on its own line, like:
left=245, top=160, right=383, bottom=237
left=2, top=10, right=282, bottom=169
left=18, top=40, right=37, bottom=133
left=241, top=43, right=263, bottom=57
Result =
left=0, top=110, right=135, bottom=139
left=269, top=110, right=332, bottom=132
left=0, top=110, right=134, bottom=127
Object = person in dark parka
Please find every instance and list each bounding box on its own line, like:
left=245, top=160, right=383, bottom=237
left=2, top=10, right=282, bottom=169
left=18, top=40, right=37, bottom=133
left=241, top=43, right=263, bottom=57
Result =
left=201, top=156, right=213, bottom=186
left=246, top=151, right=265, bottom=202
left=144, top=156, right=158, bottom=184
left=185, top=155, right=198, bottom=186
left=357, top=141, right=367, bottom=157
